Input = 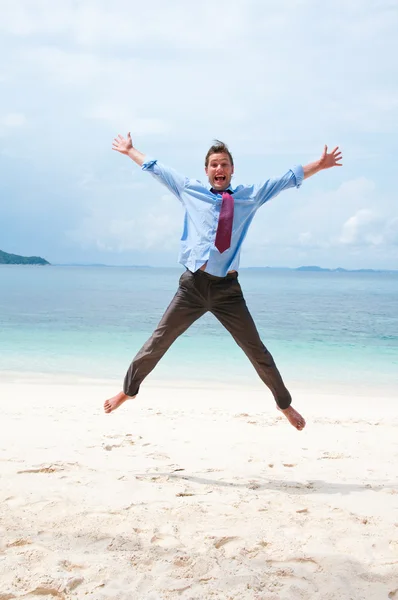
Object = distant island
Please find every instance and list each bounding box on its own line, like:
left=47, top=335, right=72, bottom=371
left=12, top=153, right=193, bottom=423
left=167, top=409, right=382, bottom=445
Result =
left=0, top=249, right=50, bottom=265
left=295, top=266, right=383, bottom=273
left=246, top=265, right=396, bottom=273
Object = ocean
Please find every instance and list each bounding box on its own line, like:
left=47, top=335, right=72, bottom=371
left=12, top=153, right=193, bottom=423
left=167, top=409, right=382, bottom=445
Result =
left=1, top=265, right=397, bottom=391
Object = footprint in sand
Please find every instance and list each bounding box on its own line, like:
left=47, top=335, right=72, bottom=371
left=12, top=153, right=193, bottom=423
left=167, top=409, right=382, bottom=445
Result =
left=58, top=559, right=85, bottom=571
left=213, top=536, right=239, bottom=549
left=147, top=452, right=170, bottom=460
left=173, top=554, right=193, bottom=568
left=17, top=462, right=78, bottom=474
left=349, top=513, right=375, bottom=525
left=25, top=586, right=66, bottom=598
left=389, top=540, right=398, bottom=552
left=318, top=452, right=348, bottom=460
left=17, top=465, right=62, bottom=474
left=266, top=556, right=320, bottom=576
left=107, top=535, right=141, bottom=552
left=211, top=536, right=243, bottom=558
left=61, top=578, right=84, bottom=593
left=6, top=538, right=32, bottom=548
left=150, top=533, right=180, bottom=548
left=152, top=475, right=171, bottom=483
left=248, top=481, right=261, bottom=490
left=102, top=434, right=141, bottom=451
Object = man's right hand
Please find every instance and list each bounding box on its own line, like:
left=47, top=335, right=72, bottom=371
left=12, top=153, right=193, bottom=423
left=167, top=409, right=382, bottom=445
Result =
left=112, top=132, right=133, bottom=155
left=112, top=132, right=145, bottom=166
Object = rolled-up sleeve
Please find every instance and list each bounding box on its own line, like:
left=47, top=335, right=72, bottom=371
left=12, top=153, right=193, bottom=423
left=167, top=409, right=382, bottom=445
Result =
left=291, top=164, right=304, bottom=188
left=255, top=164, right=304, bottom=207
left=142, top=157, right=188, bottom=202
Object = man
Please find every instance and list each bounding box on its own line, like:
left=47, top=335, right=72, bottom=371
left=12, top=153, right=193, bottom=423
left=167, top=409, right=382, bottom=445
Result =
left=104, top=134, right=342, bottom=430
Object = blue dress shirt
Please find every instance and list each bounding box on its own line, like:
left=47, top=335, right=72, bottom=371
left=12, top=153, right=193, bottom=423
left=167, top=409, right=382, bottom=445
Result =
left=142, top=158, right=304, bottom=277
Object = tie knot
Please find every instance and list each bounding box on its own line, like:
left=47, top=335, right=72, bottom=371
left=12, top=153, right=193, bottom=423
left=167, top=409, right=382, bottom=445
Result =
left=211, top=188, right=233, bottom=195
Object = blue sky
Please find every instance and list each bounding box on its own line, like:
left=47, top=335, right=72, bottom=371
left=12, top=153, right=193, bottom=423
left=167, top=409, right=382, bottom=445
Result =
left=1, top=0, right=397, bottom=269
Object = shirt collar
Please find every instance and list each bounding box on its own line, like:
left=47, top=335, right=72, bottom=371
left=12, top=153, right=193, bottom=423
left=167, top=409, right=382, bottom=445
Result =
left=207, top=182, right=236, bottom=195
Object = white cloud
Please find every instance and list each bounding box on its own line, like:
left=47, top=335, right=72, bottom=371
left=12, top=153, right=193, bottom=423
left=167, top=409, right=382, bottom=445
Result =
left=1, top=112, right=26, bottom=127
left=1, top=0, right=398, bottom=268
left=339, top=209, right=383, bottom=245
left=0, top=0, right=250, bottom=49
left=77, top=170, right=146, bottom=192
left=3, top=0, right=397, bottom=147
left=0, top=112, right=26, bottom=138
left=384, top=217, right=398, bottom=246
left=298, top=232, right=312, bottom=246
left=243, top=176, right=398, bottom=268
left=88, top=105, right=171, bottom=134
left=25, top=47, right=105, bottom=86
left=67, top=192, right=182, bottom=252
left=339, top=210, right=398, bottom=247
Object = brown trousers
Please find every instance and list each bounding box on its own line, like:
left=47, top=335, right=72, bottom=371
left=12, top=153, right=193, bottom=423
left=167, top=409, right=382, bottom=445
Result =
left=123, top=269, right=292, bottom=409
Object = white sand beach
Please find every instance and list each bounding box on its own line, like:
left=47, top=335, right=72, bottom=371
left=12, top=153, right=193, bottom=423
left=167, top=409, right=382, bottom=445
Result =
left=0, top=375, right=397, bottom=599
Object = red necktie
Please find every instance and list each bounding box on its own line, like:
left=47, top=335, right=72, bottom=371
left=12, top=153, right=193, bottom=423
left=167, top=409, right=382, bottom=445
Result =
left=214, top=190, right=234, bottom=253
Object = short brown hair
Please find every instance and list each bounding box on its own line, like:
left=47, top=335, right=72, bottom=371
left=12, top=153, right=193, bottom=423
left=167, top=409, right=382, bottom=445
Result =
left=205, top=140, right=234, bottom=168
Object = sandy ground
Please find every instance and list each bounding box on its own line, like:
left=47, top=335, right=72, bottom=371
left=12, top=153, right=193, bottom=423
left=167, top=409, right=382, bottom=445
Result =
left=0, top=375, right=397, bottom=599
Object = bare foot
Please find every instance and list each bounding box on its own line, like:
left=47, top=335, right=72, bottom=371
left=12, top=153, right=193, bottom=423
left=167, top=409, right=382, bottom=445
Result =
left=104, top=391, right=134, bottom=414
left=278, top=405, right=306, bottom=431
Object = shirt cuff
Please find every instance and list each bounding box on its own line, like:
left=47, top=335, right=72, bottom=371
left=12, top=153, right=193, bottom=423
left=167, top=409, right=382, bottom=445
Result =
left=141, top=157, right=158, bottom=171
left=291, top=164, right=304, bottom=188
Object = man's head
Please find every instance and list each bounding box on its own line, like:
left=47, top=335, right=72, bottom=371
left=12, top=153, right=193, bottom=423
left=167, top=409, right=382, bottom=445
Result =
left=205, top=140, right=234, bottom=192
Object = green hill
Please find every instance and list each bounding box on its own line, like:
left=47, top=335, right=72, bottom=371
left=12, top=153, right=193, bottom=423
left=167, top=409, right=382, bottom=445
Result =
left=0, top=249, right=50, bottom=265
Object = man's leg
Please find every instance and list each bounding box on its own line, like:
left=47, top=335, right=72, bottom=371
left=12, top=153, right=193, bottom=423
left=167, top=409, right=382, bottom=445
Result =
left=104, top=272, right=206, bottom=413
left=211, top=278, right=306, bottom=430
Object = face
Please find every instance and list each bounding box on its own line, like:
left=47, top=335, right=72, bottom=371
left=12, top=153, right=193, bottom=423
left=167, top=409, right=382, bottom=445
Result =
left=205, top=152, right=234, bottom=191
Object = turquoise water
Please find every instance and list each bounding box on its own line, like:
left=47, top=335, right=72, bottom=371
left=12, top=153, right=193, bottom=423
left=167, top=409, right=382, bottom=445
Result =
left=1, top=265, right=397, bottom=389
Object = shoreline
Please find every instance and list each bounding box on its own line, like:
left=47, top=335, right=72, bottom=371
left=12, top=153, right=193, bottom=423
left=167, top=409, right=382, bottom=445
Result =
left=1, top=369, right=397, bottom=398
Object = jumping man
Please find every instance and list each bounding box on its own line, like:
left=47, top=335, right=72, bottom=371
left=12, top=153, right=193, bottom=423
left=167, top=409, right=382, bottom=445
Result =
left=104, top=134, right=342, bottom=431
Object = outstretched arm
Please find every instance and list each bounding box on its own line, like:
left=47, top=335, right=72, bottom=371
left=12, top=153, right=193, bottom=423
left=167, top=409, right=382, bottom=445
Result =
left=111, top=131, right=188, bottom=201
left=303, top=145, right=342, bottom=179
left=112, top=132, right=145, bottom=167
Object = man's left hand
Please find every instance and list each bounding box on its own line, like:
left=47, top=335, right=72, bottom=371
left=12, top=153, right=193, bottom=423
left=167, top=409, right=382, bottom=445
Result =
left=319, top=145, right=343, bottom=169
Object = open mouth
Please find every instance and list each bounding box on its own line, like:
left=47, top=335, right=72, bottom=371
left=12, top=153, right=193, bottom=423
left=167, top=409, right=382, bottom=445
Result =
left=214, top=176, right=226, bottom=184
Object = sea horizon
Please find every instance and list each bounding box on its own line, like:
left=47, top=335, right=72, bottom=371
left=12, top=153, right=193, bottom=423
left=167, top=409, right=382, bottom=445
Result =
left=37, top=263, right=398, bottom=273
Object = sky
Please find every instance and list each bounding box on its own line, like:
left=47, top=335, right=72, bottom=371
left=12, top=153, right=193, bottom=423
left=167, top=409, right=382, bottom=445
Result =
left=0, top=0, right=397, bottom=269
